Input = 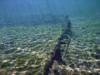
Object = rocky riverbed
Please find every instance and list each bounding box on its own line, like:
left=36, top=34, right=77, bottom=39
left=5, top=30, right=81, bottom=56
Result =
left=0, top=17, right=100, bottom=75
left=47, top=17, right=100, bottom=75
left=0, top=24, right=63, bottom=75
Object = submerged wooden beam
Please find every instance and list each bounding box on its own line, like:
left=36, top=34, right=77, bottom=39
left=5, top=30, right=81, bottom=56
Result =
left=44, top=16, right=72, bottom=75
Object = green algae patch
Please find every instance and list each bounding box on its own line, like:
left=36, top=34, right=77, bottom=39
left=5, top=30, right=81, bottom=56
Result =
left=0, top=24, right=63, bottom=74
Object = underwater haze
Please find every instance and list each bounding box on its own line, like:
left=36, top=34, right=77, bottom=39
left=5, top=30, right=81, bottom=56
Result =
left=0, top=0, right=100, bottom=75
left=0, top=0, right=100, bottom=25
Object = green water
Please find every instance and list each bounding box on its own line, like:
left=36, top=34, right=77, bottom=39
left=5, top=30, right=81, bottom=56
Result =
left=0, top=0, right=100, bottom=74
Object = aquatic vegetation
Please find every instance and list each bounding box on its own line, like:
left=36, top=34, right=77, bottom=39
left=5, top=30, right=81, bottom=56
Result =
left=0, top=68, right=8, bottom=75
left=0, top=18, right=100, bottom=75
left=0, top=20, right=99, bottom=75
left=0, top=0, right=100, bottom=74
left=0, top=24, right=63, bottom=74
left=45, top=17, right=100, bottom=75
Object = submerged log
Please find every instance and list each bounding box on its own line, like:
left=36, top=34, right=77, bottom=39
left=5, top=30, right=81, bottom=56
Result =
left=44, top=16, right=72, bottom=75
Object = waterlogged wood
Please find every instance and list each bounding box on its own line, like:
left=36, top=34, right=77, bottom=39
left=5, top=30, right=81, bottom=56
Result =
left=44, top=17, right=100, bottom=75
left=44, top=16, right=72, bottom=75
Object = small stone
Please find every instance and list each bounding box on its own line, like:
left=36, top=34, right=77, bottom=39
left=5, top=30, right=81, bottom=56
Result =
left=31, top=51, right=36, bottom=55
left=2, top=60, right=9, bottom=63
left=17, top=47, right=21, bottom=50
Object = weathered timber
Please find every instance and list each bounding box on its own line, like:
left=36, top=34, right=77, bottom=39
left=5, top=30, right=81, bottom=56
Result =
left=44, top=16, right=72, bottom=75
